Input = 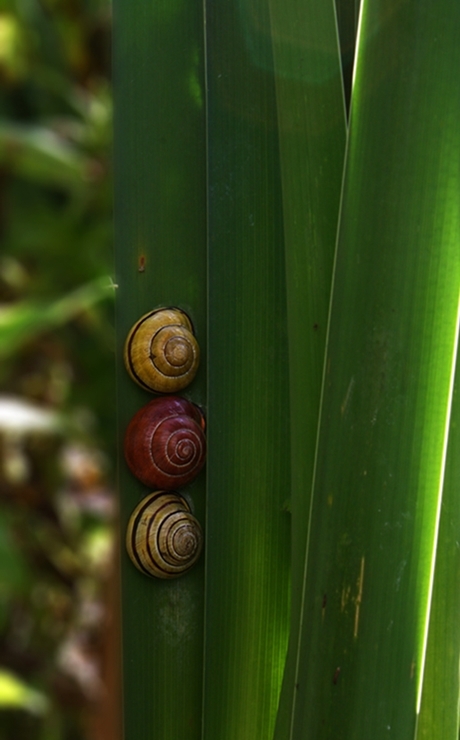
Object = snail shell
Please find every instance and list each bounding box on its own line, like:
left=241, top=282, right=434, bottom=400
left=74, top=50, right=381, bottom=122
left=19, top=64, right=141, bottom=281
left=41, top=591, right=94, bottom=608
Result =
left=124, top=396, right=206, bottom=489
left=126, top=491, right=203, bottom=579
left=124, top=307, right=200, bottom=393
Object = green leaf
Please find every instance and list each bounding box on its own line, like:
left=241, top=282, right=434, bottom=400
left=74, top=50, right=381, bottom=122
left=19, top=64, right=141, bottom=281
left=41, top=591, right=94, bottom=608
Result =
left=202, top=1, right=290, bottom=737
left=0, top=122, right=91, bottom=189
left=288, top=1, right=460, bottom=737
left=268, top=0, right=346, bottom=737
left=113, top=0, right=207, bottom=737
left=0, top=670, right=48, bottom=715
left=0, top=277, right=112, bottom=360
left=417, top=356, right=460, bottom=740
left=113, top=0, right=460, bottom=738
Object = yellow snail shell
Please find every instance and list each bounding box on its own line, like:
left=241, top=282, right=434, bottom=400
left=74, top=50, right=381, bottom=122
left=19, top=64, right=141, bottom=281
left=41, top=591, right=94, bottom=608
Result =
left=126, top=491, right=203, bottom=579
left=124, top=307, right=200, bottom=393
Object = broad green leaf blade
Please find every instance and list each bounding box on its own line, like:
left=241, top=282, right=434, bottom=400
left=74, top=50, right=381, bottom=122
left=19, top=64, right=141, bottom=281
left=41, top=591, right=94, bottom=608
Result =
left=203, top=0, right=290, bottom=737
left=267, top=1, right=346, bottom=738
left=113, top=1, right=207, bottom=738
left=416, top=355, right=460, bottom=740
left=289, top=0, right=460, bottom=737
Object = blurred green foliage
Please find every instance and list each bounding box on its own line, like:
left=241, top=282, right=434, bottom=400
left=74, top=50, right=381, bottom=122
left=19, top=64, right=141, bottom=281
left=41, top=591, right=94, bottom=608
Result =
left=0, top=1, right=115, bottom=738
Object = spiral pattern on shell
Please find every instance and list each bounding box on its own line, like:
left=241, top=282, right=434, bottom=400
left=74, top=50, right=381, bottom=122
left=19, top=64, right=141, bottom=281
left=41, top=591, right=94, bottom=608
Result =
left=124, top=396, right=206, bottom=489
left=124, top=307, right=200, bottom=393
left=126, top=491, right=203, bottom=579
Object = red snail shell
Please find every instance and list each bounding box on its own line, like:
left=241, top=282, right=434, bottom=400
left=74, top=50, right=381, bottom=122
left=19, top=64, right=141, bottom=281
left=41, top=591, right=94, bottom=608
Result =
left=126, top=491, right=203, bottom=579
left=124, top=396, right=206, bottom=489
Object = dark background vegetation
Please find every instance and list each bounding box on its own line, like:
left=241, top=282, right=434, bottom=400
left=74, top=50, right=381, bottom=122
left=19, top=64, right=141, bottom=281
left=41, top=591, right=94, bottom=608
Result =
left=0, top=1, right=119, bottom=738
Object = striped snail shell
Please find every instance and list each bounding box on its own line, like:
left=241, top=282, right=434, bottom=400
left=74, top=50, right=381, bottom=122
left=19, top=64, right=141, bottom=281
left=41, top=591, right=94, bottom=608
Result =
left=124, top=307, right=200, bottom=393
left=126, top=491, right=203, bottom=579
left=124, top=396, right=206, bottom=489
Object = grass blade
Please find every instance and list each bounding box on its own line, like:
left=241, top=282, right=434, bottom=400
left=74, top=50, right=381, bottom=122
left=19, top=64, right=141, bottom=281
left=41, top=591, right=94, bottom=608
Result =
left=113, top=1, right=207, bottom=738
left=203, top=1, right=290, bottom=737
left=416, top=346, right=460, bottom=740
left=268, top=0, right=346, bottom=737
left=0, top=278, right=111, bottom=359
left=289, top=0, right=460, bottom=736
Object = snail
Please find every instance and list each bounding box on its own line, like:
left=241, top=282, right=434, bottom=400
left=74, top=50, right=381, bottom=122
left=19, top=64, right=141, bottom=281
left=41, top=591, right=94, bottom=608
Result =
left=124, top=396, right=206, bottom=489
left=124, top=307, right=200, bottom=393
left=126, top=491, right=203, bottom=578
